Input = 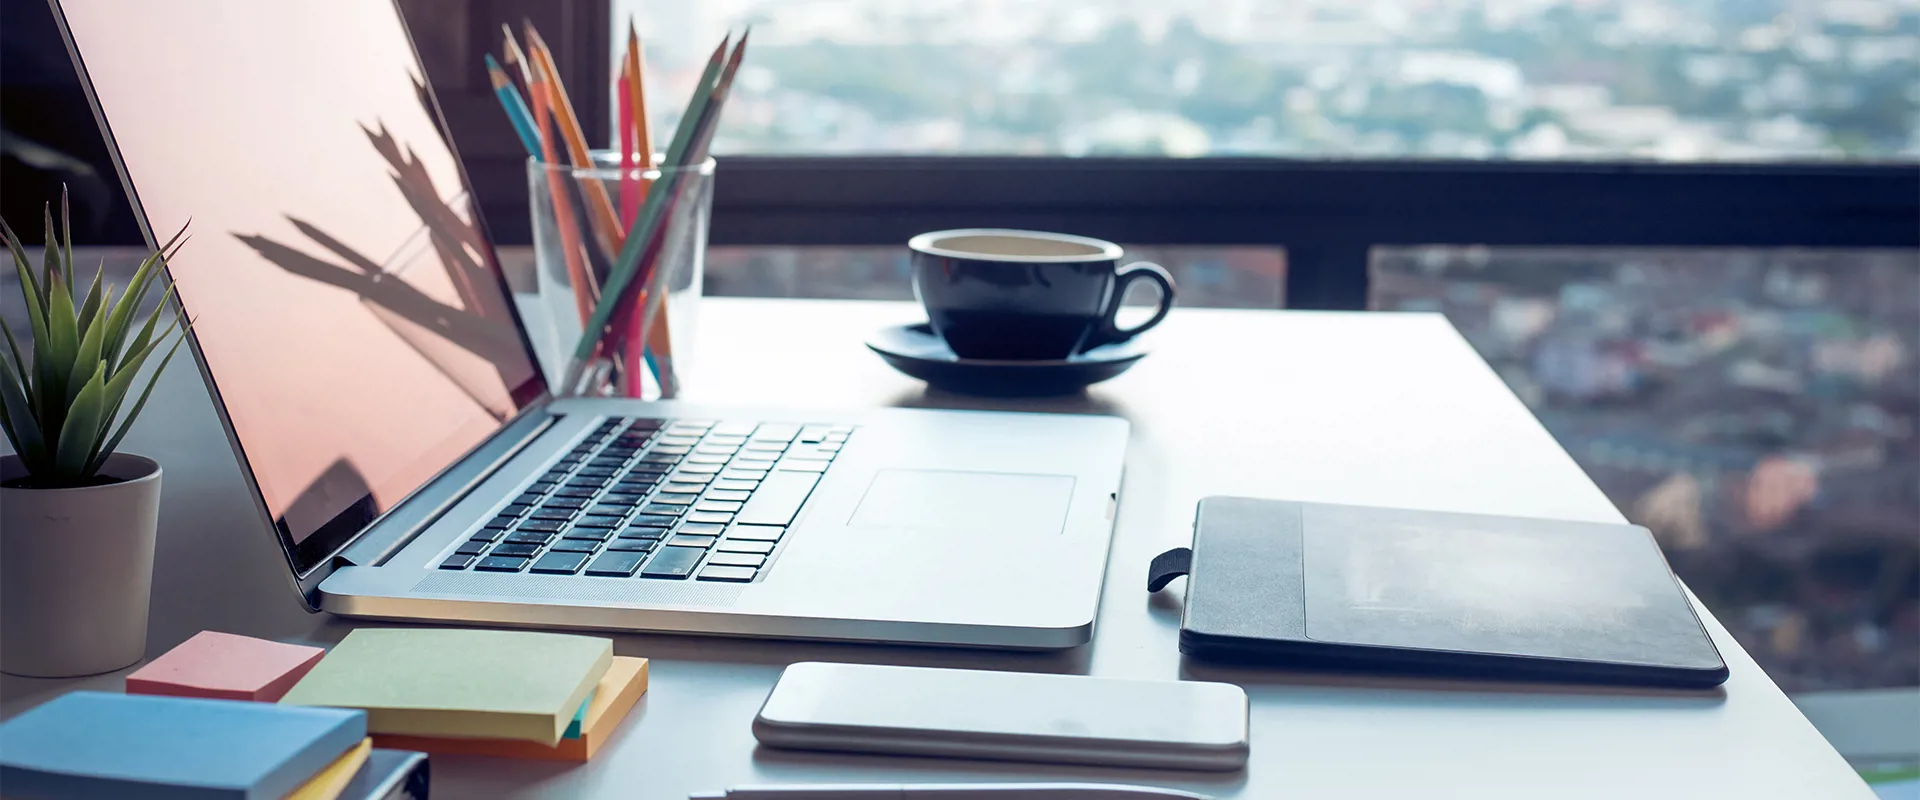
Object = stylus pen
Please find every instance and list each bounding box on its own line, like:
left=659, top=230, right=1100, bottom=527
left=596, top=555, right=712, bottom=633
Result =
left=688, top=783, right=1212, bottom=800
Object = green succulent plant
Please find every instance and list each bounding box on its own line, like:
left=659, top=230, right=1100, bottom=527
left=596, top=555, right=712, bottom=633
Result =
left=0, top=189, right=190, bottom=488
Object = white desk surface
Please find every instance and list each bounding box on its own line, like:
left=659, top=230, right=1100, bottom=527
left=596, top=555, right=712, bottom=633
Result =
left=0, top=298, right=1870, bottom=799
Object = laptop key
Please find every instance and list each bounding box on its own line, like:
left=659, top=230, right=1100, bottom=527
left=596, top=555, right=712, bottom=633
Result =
left=529, top=508, right=574, bottom=521
left=618, top=525, right=669, bottom=540
left=549, top=540, right=600, bottom=554
left=455, top=540, right=489, bottom=556
left=706, top=551, right=766, bottom=568
left=574, top=515, right=625, bottom=528
left=797, top=425, right=834, bottom=443
left=653, top=492, right=699, bottom=505
left=530, top=551, right=590, bottom=575
left=726, top=524, right=784, bottom=542
left=676, top=522, right=726, bottom=536
left=604, top=539, right=654, bottom=552
left=705, top=489, right=751, bottom=502
left=651, top=445, right=694, bottom=455
left=563, top=527, right=613, bottom=541
left=685, top=511, right=734, bottom=525
left=677, top=463, right=723, bottom=474
left=697, top=500, right=744, bottom=513
left=475, top=555, right=530, bottom=572
left=668, top=472, right=714, bottom=484
left=588, top=504, right=636, bottom=517
left=736, top=472, right=819, bottom=527
left=514, top=490, right=548, bottom=505
left=483, top=514, right=518, bottom=530
left=712, top=479, right=759, bottom=493
left=751, top=423, right=800, bottom=442
left=494, top=541, right=543, bottom=555
left=686, top=454, right=731, bottom=465
left=600, top=492, right=647, bottom=505
left=440, top=554, right=477, bottom=570
left=721, top=468, right=769, bottom=481
left=697, top=565, right=757, bottom=583
left=555, top=486, right=599, bottom=498
left=641, top=503, right=688, bottom=517
left=668, top=534, right=717, bottom=548
left=576, top=467, right=619, bottom=478
left=774, top=460, right=829, bottom=474
left=640, top=546, right=704, bottom=579
left=632, top=514, right=678, bottom=528
left=716, top=539, right=775, bottom=555
left=469, top=529, right=505, bottom=543
left=503, top=502, right=536, bottom=516
left=516, top=519, right=566, bottom=533
left=543, top=497, right=588, bottom=510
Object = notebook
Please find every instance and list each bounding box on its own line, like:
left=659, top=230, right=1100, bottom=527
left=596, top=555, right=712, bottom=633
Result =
left=279, top=628, right=611, bottom=745
left=1149, top=497, right=1729, bottom=688
left=0, top=691, right=366, bottom=800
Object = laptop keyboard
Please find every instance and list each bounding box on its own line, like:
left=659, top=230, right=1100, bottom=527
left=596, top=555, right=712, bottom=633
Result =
left=437, top=417, right=851, bottom=583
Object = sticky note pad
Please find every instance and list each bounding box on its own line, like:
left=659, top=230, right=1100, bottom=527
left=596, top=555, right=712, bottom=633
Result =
left=285, top=738, right=370, bottom=800
left=127, top=631, right=327, bottom=702
left=373, top=656, right=648, bottom=761
left=280, top=628, right=612, bottom=746
left=0, top=691, right=365, bottom=800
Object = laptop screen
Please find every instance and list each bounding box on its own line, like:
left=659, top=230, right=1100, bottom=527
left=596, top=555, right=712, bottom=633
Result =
left=58, top=1, right=548, bottom=576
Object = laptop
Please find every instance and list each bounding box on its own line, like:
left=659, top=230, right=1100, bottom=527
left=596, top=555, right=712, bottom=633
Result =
left=54, top=0, right=1129, bottom=649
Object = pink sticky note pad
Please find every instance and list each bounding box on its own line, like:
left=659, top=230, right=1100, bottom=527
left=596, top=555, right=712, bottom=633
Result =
left=126, top=631, right=326, bottom=702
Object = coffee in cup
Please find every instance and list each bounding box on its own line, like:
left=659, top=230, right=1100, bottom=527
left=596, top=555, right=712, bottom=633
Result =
left=908, top=229, right=1175, bottom=361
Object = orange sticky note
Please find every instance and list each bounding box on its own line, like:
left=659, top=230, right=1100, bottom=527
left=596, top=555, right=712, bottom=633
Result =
left=126, top=631, right=326, bottom=702
left=371, top=656, right=648, bottom=762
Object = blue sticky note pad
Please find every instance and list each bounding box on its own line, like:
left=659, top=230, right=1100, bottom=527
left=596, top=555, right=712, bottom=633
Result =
left=562, top=689, right=595, bottom=739
left=0, top=691, right=366, bottom=800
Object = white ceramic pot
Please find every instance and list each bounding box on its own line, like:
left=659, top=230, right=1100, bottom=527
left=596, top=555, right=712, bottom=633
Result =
left=0, top=453, right=162, bottom=677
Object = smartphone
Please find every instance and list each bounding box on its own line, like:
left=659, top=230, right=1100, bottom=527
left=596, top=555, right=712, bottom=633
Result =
left=752, top=662, right=1249, bottom=771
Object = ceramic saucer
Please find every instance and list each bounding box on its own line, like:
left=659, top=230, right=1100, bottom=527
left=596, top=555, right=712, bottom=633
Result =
left=865, top=323, right=1148, bottom=396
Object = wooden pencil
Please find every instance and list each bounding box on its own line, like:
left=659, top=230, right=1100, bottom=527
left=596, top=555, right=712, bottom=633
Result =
left=523, top=23, right=626, bottom=257
left=528, top=66, right=598, bottom=329
left=562, top=36, right=731, bottom=392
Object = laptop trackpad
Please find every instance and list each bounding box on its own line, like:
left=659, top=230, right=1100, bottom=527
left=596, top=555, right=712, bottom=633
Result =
left=849, top=469, right=1075, bottom=537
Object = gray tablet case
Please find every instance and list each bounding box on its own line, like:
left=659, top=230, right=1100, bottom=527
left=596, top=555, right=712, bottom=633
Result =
left=1149, top=497, right=1729, bottom=688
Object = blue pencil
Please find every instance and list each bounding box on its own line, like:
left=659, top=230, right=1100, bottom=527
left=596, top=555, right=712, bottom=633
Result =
left=486, top=54, right=543, bottom=159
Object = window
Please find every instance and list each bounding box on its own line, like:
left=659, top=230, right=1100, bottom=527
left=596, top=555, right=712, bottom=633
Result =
left=617, top=0, right=1919, bottom=160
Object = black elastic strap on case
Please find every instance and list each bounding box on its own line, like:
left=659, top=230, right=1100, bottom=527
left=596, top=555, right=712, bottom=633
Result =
left=1147, top=547, right=1193, bottom=592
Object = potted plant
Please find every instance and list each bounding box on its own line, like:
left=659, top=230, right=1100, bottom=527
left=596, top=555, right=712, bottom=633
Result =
left=0, top=191, right=189, bottom=677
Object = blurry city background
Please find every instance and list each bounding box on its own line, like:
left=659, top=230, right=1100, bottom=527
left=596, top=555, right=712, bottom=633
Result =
left=618, top=0, right=1918, bottom=159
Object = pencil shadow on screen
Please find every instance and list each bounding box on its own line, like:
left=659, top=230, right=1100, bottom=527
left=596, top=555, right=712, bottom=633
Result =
left=749, top=745, right=1251, bottom=788
left=233, top=119, right=527, bottom=416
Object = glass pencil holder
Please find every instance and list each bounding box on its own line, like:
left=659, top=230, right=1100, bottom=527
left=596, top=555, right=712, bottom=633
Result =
left=528, top=151, right=713, bottom=399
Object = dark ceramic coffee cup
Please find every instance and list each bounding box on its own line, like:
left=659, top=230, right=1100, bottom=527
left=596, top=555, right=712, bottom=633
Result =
left=908, top=229, right=1176, bottom=360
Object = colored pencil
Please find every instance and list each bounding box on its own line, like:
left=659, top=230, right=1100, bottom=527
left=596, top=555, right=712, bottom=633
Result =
left=627, top=22, right=654, bottom=186
left=617, top=67, right=637, bottom=225
left=523, top=23, right=626, bottom=258
left=561, top=36, right=731, bottom=393
left=609, top=33, right=748, bottom=398
left=500, top=24, right=534, bottom=87
left=528, top=64, right=598, bottom=327
left=486, top=54, right=542, bottom=160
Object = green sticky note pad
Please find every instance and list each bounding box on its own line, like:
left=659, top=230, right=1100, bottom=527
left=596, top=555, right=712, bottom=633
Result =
left=281, top=629, right=611, bottom=746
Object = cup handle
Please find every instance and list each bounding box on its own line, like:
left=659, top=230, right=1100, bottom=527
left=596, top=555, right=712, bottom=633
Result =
left=1088, top=261, right=1176, bottom=350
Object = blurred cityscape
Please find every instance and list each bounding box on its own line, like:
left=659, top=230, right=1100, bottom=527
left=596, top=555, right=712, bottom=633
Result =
left=618, top=0, right=1920, bottom=159
left=1373, top=248, right=1919, bottom=691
